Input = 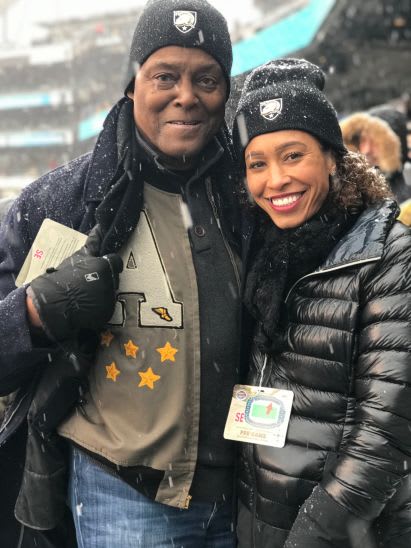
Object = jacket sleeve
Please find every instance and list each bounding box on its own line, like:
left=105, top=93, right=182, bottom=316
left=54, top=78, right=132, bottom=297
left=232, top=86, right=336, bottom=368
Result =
left=0, top=191, right=56, bottom=395
left=287, top=222, right=411, bottom=546
left=0, top=156, right=91, bottom=395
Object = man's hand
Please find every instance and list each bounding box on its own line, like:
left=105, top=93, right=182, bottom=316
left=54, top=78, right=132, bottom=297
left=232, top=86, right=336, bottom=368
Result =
left=26, top=246, right=123, bottom=342
left=26, top=293, right=43, bottom=328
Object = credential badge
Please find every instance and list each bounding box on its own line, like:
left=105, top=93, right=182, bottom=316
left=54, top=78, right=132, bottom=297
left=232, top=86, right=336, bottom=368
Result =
left=260, top=98, right=283, bottom=121
left=173, top=10, right=197, bottom=34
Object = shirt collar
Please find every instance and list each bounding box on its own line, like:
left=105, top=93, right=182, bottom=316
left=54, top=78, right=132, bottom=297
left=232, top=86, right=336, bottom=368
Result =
left=135, top=126, right=224, bottom=187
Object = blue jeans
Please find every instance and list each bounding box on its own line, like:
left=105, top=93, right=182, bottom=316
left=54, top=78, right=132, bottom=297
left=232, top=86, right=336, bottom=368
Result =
left=68, top=447, right=236, bottom=548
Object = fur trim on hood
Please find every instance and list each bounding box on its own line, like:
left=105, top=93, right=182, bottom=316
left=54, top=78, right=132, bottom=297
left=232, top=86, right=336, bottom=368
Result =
left=340, top=112, right=402, bottom=174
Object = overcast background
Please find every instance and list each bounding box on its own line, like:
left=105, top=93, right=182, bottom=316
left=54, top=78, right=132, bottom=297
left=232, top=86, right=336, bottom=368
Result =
left=3, top=0, right=259, bottom=45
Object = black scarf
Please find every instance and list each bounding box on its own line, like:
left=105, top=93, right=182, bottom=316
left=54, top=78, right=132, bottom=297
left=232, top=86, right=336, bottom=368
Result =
left=244, top=202, right=359, bottom=354
left=94, top=99, right=144, bottom=255
left=93, top=98, right=241, bottom=256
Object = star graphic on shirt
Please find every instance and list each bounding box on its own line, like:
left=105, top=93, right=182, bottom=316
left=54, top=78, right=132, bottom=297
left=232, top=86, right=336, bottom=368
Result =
left=106, top=362, right=120, bottom=382
left=138, top=367, right=161, bottom=390
left=156, top=342, right=178, bottom=363
left=100, top=330, right=114, bottom=347
left=124, top=339, right=139, bottom=358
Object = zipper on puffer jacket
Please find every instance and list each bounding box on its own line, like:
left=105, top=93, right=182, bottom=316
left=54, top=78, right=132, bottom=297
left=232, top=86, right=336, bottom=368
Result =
left=249, top=354, right=269, bottom=547
left=284, top=256, right=381, bottom=303
left=246, top=441, right=258, bottom=548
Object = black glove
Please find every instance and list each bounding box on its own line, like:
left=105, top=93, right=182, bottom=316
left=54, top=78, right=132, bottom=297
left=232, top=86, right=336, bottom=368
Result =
left=284, top=486, right=377, bottom=548
left=28, top=227, right=123, bottom=342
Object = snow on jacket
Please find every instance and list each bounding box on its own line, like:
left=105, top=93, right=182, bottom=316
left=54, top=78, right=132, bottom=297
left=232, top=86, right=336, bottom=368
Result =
left=239, top=201, right=411, bottom=547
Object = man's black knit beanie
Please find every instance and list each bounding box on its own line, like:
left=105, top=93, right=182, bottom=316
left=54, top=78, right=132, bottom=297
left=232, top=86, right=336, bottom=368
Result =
left=124, top=0, right=232, bottom=98
left=233, top=58, right=346, bottom=159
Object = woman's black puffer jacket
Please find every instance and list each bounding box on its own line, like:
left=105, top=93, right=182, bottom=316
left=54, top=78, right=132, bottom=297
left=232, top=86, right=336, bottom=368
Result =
left=238, top=201, right=411, bottom=548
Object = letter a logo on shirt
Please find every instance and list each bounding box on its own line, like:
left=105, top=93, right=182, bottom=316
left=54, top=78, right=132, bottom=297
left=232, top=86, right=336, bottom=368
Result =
left=127, top=251, right=137, bottom=269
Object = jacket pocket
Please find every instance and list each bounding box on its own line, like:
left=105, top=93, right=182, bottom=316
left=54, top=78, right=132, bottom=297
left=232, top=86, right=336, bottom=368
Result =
left=14, top=426, right=69, bottom=531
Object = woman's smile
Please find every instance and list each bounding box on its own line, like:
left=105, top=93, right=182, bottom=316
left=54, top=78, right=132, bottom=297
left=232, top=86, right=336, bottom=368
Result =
left=266, top=191, right=306, bottom=211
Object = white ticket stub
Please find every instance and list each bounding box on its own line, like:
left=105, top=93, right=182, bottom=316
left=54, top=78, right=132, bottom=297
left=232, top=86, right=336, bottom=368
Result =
left=224, top=384, right=294, bottom=448
left=15, top=218, right=87, bottom=287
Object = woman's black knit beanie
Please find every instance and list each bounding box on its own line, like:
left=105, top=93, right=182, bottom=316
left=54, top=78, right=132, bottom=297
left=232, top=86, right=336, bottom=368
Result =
left=124, top=0, right=232, bottom=98
left=233, top=58, right=346, bottom=158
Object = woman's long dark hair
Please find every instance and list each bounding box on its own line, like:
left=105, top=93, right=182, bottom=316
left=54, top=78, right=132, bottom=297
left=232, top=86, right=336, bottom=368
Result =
left=328, top=148, right=393, bottom=212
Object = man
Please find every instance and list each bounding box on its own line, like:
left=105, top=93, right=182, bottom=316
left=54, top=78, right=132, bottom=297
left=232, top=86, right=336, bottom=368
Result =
left=0, top=1, right=241, bottom=546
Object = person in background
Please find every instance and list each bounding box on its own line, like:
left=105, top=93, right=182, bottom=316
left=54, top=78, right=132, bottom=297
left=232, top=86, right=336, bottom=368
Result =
left=0, top=1, right=241, bottom=547
left=231, top=58, right=411, bottom=548
left=340, top=105, right=411, bottom=223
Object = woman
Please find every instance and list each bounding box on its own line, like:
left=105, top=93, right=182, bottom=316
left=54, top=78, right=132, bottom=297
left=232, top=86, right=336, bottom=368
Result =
left=231, top=59, right=411, bottom=548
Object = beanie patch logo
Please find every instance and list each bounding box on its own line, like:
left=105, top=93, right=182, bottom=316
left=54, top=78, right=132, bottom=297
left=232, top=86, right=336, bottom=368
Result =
left=173, top=11, right=197, bottom=34
left=260, top=98, right=283, bottom=121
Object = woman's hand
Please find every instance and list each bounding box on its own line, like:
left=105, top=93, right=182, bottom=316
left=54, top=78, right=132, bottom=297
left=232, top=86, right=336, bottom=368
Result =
left=284, top=486, right=377, bottom=548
